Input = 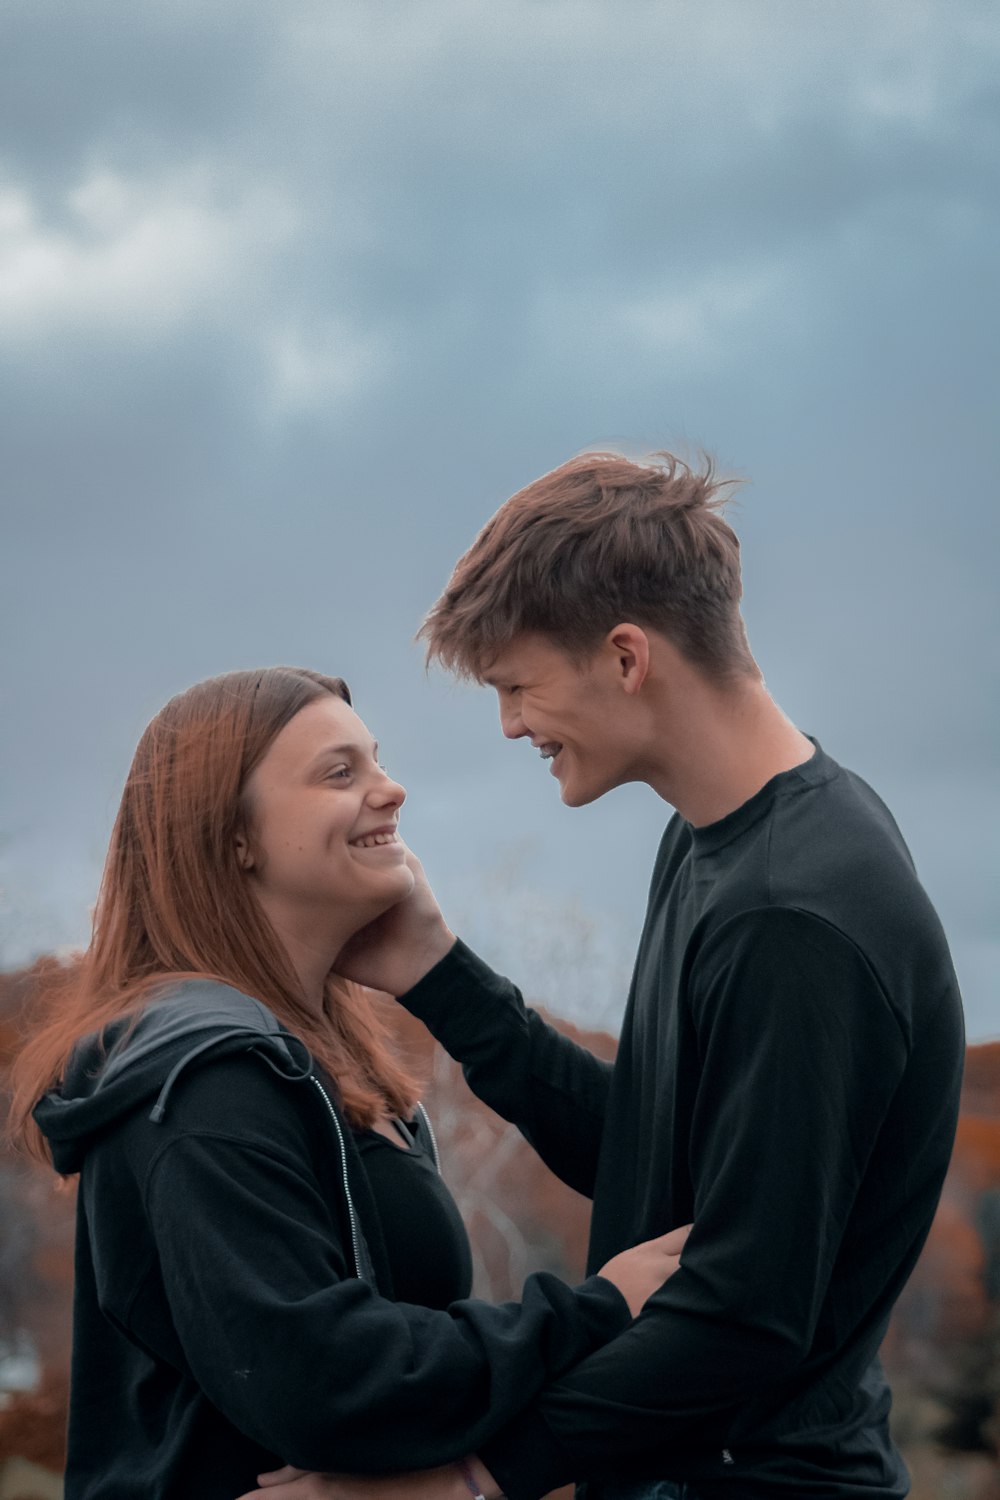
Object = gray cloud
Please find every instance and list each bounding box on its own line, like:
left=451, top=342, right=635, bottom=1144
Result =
left=1, top=0, right=997, bottom=1033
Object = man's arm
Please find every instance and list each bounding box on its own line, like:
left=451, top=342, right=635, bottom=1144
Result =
left=471, top=909, right=910, bottom=1500
left=336, top=849, right=613, bottom=1197
left=400, top=939, right=612, bottom=1197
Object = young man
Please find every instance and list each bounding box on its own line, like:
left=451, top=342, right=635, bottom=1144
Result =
left=256, top=453, right=965, bottom=1500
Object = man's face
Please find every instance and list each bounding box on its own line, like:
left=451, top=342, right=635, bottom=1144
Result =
left=483, top=633, right=639, bottom=807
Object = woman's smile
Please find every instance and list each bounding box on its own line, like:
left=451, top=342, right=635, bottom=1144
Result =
left=349, top=825, right=402, bottom=850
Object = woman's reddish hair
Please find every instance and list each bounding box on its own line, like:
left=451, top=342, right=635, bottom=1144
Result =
left=9, top=667, right=420, bottom=1164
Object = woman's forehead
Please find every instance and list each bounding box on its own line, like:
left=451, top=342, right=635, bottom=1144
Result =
left=257, top=695, right=375, bottom=775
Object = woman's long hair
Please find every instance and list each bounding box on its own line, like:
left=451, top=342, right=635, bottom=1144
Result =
left=9, top=667, right=420, bottom=1163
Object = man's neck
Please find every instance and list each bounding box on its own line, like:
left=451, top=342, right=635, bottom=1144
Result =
left=644, top=676, right=815, bottom=828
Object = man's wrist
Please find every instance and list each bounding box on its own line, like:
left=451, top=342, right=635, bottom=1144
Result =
left=398, top=924, right=457, bottom=994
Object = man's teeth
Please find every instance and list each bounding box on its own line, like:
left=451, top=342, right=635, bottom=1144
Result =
left=351, top=832, right=398, bottom=848
left=538, top=744, right=562, bottom=761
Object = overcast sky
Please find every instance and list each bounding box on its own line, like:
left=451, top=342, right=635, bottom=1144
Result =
left=1, top=0, right=997, bottom=1037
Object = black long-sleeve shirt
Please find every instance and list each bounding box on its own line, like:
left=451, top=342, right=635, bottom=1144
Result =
left=399, top=743, right=965, bottom=1500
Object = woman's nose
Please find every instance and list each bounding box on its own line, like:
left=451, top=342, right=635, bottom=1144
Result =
left=372, top=769, right=406, bottom=808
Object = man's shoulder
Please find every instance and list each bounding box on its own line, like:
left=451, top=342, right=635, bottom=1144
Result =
left=683, top=747, right=913, bottom=906
left=765, top=755, right=930, bottom=920
left=701, top=753, right=959, bottom=1029
left=646, top=748, right=951, bottom=962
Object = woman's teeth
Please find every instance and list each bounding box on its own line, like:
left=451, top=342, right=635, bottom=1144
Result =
left=538, top=744, right=562, bottom=761
left=351, top=832, right=398, bottom=848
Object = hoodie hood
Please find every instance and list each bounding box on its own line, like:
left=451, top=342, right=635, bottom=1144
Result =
left=33, top=979, right=313, bottom=1175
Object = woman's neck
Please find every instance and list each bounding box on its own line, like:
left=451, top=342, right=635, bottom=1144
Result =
left=252, top=898, right=357, bottom=1015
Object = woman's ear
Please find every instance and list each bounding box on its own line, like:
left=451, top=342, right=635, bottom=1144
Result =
left=234, top=831, right=255, bottom=871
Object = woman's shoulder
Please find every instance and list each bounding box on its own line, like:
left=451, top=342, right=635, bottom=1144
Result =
left=38, top=979, right=320, bottom=1178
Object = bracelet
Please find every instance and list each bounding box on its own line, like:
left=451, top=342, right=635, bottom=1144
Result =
left=457, top=1458, right=503, bottom=1500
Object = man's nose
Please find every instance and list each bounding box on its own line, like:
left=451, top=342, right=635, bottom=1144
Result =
left=498, top=698, right=527, bottom=740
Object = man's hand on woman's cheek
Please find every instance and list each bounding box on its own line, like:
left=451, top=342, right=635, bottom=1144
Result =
left=334, top=844, right=456, bottom=997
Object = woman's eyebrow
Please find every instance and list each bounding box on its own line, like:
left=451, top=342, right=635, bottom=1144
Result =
left=307, top=740, right=379, bottom=770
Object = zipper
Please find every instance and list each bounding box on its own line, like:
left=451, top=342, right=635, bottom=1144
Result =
left=414, top=1101, right=440, bottom=1171
left=309, top=1075, right=364, bottom=1279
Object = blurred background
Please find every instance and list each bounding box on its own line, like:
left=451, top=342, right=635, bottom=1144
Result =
left=1, top=1, right=998, bottom=1495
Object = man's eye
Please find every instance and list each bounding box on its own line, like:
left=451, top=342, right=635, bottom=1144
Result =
left=327, top=766, right=351, bottom=780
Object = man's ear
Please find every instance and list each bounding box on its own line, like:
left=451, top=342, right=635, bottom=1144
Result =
left=606, top=623, right=651, bottom=695
left=234, top=830, right=255, bottom=871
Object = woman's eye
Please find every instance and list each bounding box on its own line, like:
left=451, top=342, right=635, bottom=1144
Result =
left=327, top=766, right=352, bottom=781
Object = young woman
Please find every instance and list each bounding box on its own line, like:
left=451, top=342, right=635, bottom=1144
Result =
left=10, top=666, right=684, bottom=1500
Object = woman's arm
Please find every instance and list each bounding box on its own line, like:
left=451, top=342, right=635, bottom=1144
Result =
left=232, top=1223, right=691, bottom=1500
left=114, top=1054, right=641, bottom=1476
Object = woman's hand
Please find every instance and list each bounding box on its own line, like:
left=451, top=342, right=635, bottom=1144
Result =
left=597, top=1222, right=692, bottom=1316
left=236, top=1462, right=476, bottom=1500
left=235, top=1468, right=342, bottom=1500
left=335, top=846, right=456, bottom=997
left=242, top=1467, right=310, bottom=1491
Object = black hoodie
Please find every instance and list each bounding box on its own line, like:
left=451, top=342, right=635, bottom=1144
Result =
left=34, top=980, right=630, bottom=1500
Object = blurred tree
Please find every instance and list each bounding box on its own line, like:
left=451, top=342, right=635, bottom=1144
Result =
left=2, top=959, right=999, bottom=1500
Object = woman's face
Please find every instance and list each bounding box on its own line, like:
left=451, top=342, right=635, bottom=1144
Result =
left=238, top=694, right=413, bottom=938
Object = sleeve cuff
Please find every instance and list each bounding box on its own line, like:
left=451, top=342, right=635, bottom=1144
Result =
left=573, top=1271, right=632, bottom=1341
left=475, top=1275, right=629, bottom=1500
left=398, top=938, right=516, bottom=1043
left=478, top=1406, right=579, bottom=1500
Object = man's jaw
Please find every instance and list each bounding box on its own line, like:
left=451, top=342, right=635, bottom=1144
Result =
left=535, top=741, right=598, bottom=806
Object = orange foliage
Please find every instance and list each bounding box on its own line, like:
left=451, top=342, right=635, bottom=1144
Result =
left=1, top=960, right=998, bottom=1484
left=0, top=1371, right=68, bottom=1472
left=963, top=1045, right=1000, bottom=1117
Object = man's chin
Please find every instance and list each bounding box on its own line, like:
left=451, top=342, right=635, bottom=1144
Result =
left=558, top=775, right=603, bottom=808
left=557, top=763, right=623, bottom=807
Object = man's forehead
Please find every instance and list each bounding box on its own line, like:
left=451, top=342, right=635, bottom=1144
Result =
left=481, top=663, right=511, bottom=688
left=480, top=641, right=535, bottom=687
left=482, top=635, right=580, bottom=687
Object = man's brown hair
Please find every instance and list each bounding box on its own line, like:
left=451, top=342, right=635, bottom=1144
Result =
left=420, top=450, right=758, bottom=682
